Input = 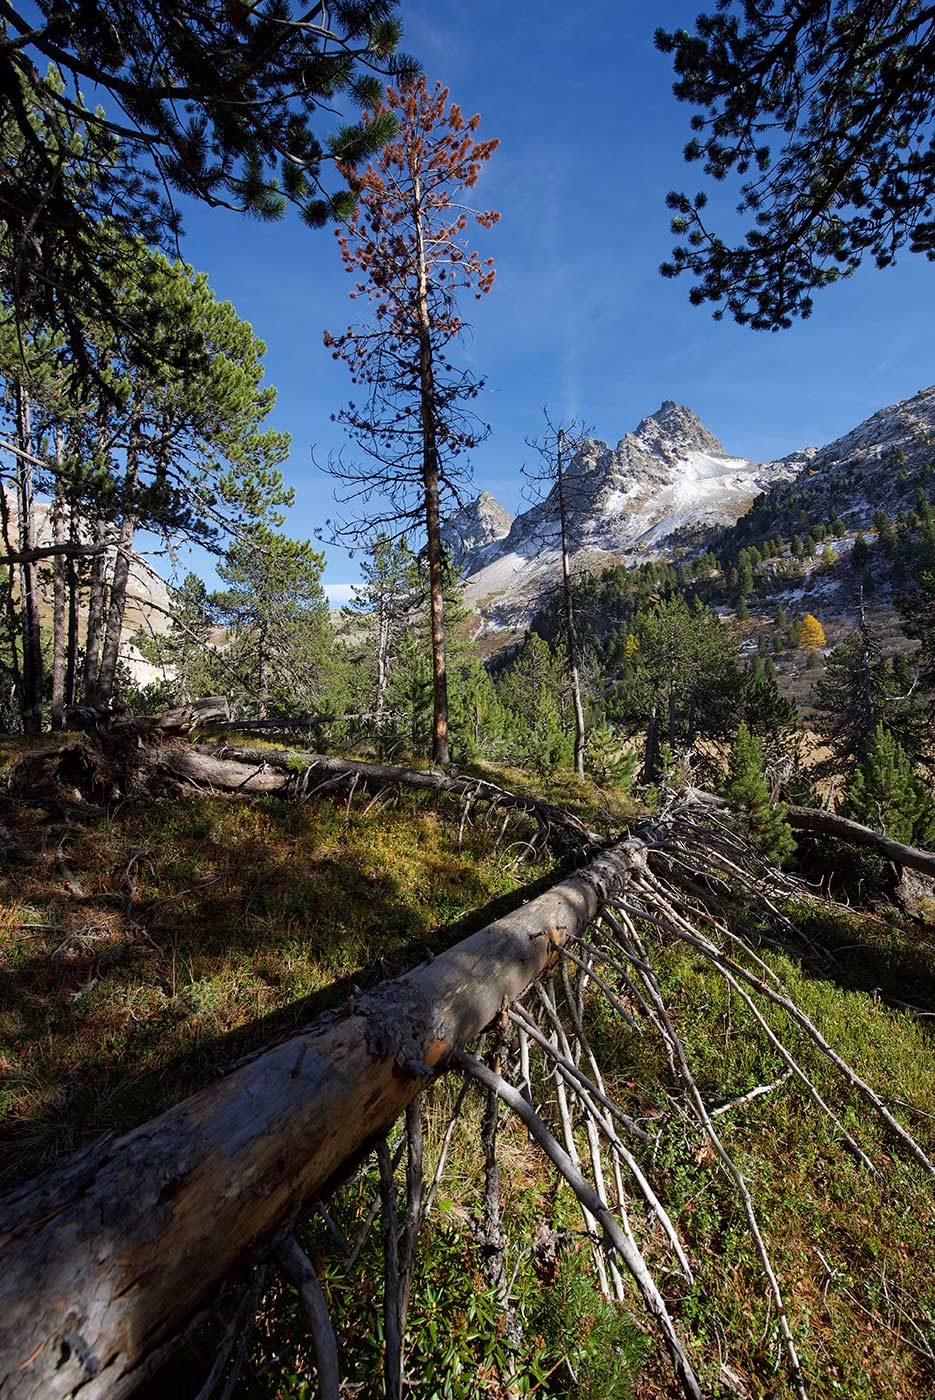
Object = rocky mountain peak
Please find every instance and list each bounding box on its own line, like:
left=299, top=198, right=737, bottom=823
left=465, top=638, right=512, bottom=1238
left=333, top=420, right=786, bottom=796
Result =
left=627, top=400, right=727, bottom=465
left=441, top=490, right=513, bottom=570
left=450, top=397, right=796, bottom=624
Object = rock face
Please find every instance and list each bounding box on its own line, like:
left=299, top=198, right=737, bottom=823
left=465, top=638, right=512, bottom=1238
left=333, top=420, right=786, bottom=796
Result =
left=441, top=490, right=513, bottom=571
left=8, top=494, right=171, bottom=687
left=453, top=401, right=797, bottom=625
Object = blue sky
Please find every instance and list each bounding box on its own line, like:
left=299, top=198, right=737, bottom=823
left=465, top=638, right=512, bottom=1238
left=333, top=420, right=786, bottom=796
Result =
left=173, top=0, right=935, bottom=602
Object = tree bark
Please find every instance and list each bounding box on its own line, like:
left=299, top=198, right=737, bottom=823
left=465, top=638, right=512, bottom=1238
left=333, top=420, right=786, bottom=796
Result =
left=15, top=382, right=43, bottom=733
left=257, top=628, right=270, bottom=720
left=786, top=802, right=935, bottom=877
left=0, top=831, right=650, bottom=1399
left=411, top=161, right=449, bottom=766
left=64, top=503, right=81, bottom=713
left=81, top=520, right=109, bottom=705
left=375, top=595, right=390, bottom=730
left=0, top=467, right=24, bottom=716
left=50, top=426, right=67, bottom=730
left=685, top=786, right=935, bottom=879
left=182, top=743, right=599, bottom=845
left=643, top=703, right=659, bottom=785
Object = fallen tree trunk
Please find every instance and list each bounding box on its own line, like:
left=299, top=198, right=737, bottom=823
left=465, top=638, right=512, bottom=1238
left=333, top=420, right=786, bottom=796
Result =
left=213, top=712, right=395, bottom=733
left=178, top=742, right=600, bottom=846
left=6, top=730, right=599, bottom=849
left=785, top=803, right=935, bottom=879
left=684, top=785, right=935, bottom=880
left=0, top=830, right=652, bottom=1399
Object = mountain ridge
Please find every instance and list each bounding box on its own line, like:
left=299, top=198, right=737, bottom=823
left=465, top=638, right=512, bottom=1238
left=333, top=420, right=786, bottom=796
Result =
left=451, top=399, right=797, bottom=625
left=448, top=386, right=935, bottom=630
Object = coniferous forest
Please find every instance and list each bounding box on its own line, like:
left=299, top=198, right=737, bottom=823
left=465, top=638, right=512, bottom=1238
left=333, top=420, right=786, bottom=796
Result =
left=2, top=5, right=935, bottom=1400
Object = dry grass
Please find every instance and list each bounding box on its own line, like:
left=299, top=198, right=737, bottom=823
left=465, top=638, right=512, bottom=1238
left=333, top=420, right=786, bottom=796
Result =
left=0, top=782, right=555, bottom=1185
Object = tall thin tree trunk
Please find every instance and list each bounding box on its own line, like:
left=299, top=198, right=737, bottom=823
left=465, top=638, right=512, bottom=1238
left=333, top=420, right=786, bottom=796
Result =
left=0, top=474, right=23, bottom=721
left=64, top=502, right=80, bottom=713
left=556, top=428, right=586, bottom=777
left=643, top=704, right=659, bottom=786
left=257, top=627, right=268, bottom=720
left=375, top=597, right=390, bottom=729
left=15, top=382, right=43, bottom=733
left=50, top=425, right=67, bottom=730
left=81, top=522, right=108, bottom=705
left=411, top=164, right=449, bottom=766
left=81, top=406, right=114, bottom=707
left=96, top=419, right=142, bottom=704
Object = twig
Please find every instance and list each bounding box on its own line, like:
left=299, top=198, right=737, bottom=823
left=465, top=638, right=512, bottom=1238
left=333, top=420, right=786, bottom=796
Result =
left=452, top=1050, right=703, bottom=1400
left=604, top=911, right=810, bottom=1400
left=345, top=1138, right=406, bottom=1272
left=421, top=1079, right=471, bottom=1223
left=710, top=1071, right=793, bottom=1118
left=527, top=990, right=692, bottom=1283
left=377, top=1139, right=403, bottom=1400
left=603, top=906, right=876, bottom=1172
left=215, top=1265, right=267, bottom=1400
left=275, top=1238, right=340, bottom=1400
left=641, top=900, right=934, bottom=1176
left=398, top=1096, right=424, bottom=1348
left=193, top=1271, right=264, bottom=1400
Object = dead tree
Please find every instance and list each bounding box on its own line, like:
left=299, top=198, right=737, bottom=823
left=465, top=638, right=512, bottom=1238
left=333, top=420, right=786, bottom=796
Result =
left=322, top=76, right=499, bottom=766
left=0, top=827, right=669, bottom=1398
left=522, top=412, right=595, bottom=778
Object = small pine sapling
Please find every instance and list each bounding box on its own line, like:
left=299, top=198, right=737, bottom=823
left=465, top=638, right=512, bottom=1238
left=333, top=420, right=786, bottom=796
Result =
left=844, top=723, right=935, bottom=848
left=723, top=722, right=796, bottom=865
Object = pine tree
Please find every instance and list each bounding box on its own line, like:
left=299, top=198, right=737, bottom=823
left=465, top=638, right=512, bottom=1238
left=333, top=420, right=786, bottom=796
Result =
left=851, top=532, right=870, bottom=571
left=384, top=627, right=433, bottom=757
left=0, top=238, right=294, bottom=729
left=723, top=722, right=796, bottom=865
left=897, top=568, right=935, bottom=760
left=658, top=4, right=935, bottom=328
left=740, top=663, right=796, bottom=739
left=211, top=527, right=341, bottom=720
left=496, top=633, right=573, bottom=776
left=1, top=7, right=410, bottom=365
left=522, top=413, right=595, bottom=776
left=844, top=724, right=935, bottom=847
left=585, top=722, right=639, bottom=791
left=615, top=595, right=740, bottom=781
left=344, top=533, right=417, bottom=732
left=134, top=572, right=225, bottom=704
left=813, top=609, right=922, bottom=777
left=323, top=76, right=499, bottom=765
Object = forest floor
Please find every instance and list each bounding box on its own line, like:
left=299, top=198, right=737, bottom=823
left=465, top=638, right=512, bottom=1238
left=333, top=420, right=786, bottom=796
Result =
left=1, top=742, right=935, bottom=1398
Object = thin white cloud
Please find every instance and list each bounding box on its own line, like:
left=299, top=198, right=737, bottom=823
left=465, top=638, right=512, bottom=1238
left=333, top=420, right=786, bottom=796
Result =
left=324, top=582, right=356, bottom=605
